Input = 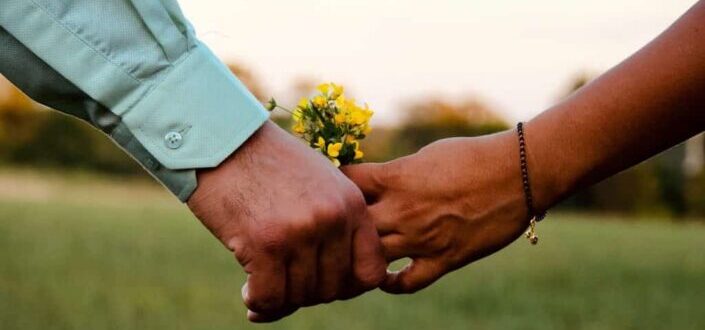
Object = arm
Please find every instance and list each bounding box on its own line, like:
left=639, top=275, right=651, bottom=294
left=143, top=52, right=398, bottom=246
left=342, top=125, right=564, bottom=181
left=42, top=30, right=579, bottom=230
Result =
left=344, top=1, right=705, bottom=294
left=0, top=0, right=385, bottom=321
left=528, top=0, right=705, bottom=212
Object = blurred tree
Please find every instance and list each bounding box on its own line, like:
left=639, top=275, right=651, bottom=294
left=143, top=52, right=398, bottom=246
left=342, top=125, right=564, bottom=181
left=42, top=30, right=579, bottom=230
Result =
left=359, top=127, right=398, bottom=163
left=390, top=96, right=508, bottom=158
left=686, top=171, right=705, bottom=217
left=589, top=161, right=669, bottom=215
left=685, top=134, right=705, bottom=217
left=9, top=112, right=143, bottom=174
left=0, top=77, right=35, bottom=110
left=0, top=77, right=143, bottom=175
left=0, top=78, right=43, bottom=160
left=557, top=73, right=691, bottom=218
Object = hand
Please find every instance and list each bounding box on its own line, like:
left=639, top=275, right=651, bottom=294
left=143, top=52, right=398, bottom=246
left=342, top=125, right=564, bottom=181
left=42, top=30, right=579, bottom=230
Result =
left=187, top=121, right=386, bottom=322
left=343, top=133, right=530, bottom=294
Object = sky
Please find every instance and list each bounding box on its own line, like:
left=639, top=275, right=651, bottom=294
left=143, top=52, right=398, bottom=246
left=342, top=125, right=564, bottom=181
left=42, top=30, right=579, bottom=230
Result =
left=179, top=0, right=698, bottom=125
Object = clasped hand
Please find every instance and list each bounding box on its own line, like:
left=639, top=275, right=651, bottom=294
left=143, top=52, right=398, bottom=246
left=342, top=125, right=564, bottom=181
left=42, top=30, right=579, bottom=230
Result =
left=187, top=122, right=531, bottom=322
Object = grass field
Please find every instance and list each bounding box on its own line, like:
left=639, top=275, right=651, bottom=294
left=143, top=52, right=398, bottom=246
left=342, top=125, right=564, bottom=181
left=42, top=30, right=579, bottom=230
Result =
left=0, top=169, right=704, bottom=330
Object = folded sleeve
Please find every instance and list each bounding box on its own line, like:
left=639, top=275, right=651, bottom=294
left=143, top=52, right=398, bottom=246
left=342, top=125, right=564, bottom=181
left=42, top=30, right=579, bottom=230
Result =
left=0, top=0, right=269, bottom=201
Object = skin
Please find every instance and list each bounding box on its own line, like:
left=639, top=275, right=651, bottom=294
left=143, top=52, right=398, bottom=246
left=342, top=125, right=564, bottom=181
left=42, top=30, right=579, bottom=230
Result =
left=344, top=0, right=705, bottom=294
left=187, top=121, right=387, bottom=322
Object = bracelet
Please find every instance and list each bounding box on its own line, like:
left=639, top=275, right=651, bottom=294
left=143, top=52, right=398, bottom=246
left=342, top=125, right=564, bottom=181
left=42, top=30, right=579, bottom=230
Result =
left=517, top=122, right=547, bottom=245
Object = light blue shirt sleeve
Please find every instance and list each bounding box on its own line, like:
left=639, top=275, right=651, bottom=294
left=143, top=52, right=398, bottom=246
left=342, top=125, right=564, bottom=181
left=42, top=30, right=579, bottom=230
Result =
left=0, top=0, right=269, bottom=201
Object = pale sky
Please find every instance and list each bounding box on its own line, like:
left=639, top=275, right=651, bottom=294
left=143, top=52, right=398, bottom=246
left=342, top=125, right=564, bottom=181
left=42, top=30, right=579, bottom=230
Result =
left=179, top=0, right=698, bottom=125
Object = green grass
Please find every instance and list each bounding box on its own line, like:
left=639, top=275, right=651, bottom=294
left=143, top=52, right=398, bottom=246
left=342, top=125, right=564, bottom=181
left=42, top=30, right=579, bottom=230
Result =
left=0, top=194, right=704, bottom=329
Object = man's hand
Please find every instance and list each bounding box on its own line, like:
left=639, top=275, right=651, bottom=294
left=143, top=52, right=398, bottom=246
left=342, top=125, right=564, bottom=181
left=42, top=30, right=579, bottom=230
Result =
left=343, top=133, right=530, bottom=294
left=187, top=121, right=387, bottom=322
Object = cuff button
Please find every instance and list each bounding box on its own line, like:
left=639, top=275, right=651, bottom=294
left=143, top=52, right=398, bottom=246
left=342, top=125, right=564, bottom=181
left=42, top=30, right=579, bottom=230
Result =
left=164, top=131, right=183, bottom=149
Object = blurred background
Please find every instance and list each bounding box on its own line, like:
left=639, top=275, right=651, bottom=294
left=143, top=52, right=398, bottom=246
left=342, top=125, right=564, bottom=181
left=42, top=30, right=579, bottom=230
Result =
left=1, top=0, right=703, bottom=329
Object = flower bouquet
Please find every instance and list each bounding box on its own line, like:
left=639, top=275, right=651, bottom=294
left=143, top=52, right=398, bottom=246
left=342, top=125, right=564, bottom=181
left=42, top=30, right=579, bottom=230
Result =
left=266, top=83, right=374, bottom=167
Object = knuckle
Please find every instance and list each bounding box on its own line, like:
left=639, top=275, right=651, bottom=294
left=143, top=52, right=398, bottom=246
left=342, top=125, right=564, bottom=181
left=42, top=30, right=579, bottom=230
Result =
left=316, top=200, right=345, bottom=221
left=314, top=203, right=348, bottom=232
left=427, top=231, right=453, bottom=254
left=233, top=247, right=253, bottom=265
left=343, top=189, right=367, bottom=216
left=256, top=230, right=288, bottom=255
left=288, top=217, right=318, bottom=239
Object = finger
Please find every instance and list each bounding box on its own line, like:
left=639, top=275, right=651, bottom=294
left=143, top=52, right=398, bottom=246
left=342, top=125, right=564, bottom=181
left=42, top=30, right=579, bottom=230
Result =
left=381, top=258, right=444, bottom=294
left=368, top=202, right=397, bottom=236
left=380, top=234, right=409, bottom=262
left=341, top=163, right=387, bottom=202
left=317, top=231, right=352, bottom=303
left=247, top=306, right=299, bottom=324
left=351, top=214, right=388, bottom=292
left=242, top=284, right=298, bottom=322
left=286, top=247, right=318, bottom=307
left=241, top=255, right=287, bottom=314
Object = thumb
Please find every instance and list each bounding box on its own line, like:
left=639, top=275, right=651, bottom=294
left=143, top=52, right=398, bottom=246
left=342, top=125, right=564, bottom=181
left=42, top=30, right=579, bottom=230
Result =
left=382, top=258, right=444, bottom=294
left=341, top=163, right=387, bottom=202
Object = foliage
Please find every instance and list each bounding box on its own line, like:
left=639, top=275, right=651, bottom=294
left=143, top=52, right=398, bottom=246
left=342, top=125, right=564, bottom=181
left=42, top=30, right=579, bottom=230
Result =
left=556, top=74, right=699, bottom=218
left=0, top=107, right=143, bottom=175
left=2, top=69, right=704, bottom=217
left=685, top=170, right=705, bottom=217
left=386, top=97, right=509, bottom=158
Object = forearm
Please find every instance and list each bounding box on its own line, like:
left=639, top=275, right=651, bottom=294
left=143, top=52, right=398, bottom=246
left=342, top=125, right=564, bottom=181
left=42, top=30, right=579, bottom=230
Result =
left=527, top=1, right=705, bottom=211
left=0, top=1, right=268, bottom=201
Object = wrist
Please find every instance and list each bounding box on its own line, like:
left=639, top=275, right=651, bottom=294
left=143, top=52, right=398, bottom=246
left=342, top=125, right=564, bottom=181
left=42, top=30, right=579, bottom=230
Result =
left=522, top=118, right=582, bottom=212
left=475, top=131, right=533, bottom=224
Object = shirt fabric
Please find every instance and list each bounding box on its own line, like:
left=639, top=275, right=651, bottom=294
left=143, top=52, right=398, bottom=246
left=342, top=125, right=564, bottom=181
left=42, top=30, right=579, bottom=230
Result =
left=0, top=0, right=270, bottom=201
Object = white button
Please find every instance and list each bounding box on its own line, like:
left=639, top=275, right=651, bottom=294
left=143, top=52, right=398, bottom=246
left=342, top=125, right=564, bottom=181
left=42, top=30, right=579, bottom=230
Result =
left=164, top=131, right=183, bottom=149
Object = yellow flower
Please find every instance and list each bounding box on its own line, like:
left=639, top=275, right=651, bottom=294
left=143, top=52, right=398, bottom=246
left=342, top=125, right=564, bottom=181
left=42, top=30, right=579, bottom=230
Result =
left=317, top=83, right=331, bottom=95
left=313, top=95, right=328, bottom=108
left=335, top=95, right=350, bottom=111
left=298, top=98, right=310, bottom=109
left=292, top=108, right=303, bottom=122
left=363, top=125, right=372, bottom=135
left=334, top=112, right=347, bottom=124
left=350, top=141, right=364, bottom=160
left=349, top=109, right=369, bottom=125
left=331, top=84, right=344, bottom=99
left=293, top=121, right=305, bottom=134
left=315, top=136, right=326, bottom=150
left=345, top=135, right=356, bottom=144
left=355, top=149, right=364, bottom=160
left=330, top=158, right=341, bottom=168
left=327, top=142, right=343, bottom=158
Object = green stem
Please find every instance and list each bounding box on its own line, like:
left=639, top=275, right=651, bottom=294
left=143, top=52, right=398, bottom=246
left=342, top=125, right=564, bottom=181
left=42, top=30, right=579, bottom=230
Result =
left=274, top=105, right=295, bottom=115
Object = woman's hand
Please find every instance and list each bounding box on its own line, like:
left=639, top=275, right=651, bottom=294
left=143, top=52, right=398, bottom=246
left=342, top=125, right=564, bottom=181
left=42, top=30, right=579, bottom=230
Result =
left=343, top=132, right=531, bottom=294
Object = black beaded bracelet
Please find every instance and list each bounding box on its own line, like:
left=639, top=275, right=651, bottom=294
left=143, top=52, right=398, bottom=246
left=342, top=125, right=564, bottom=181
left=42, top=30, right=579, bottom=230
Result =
left=517, top=122, right=546, bottom=245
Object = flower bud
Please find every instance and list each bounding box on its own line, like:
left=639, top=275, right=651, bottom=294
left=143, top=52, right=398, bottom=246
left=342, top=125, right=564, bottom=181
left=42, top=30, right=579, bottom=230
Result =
left=265, top=98, right=278, bottom=111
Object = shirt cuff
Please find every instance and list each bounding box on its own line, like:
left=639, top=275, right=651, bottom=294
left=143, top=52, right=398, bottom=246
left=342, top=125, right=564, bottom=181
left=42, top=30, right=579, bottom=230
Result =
left=121, top=42, right=270, bottom=171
